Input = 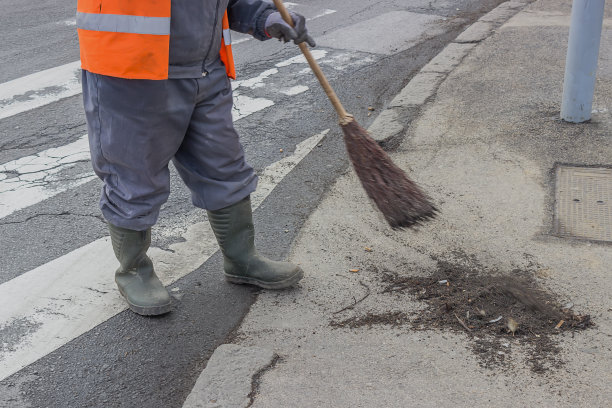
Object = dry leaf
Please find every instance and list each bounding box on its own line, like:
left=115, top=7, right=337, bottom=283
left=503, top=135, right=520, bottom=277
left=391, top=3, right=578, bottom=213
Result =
left=507, top=317, right=519, bottom=335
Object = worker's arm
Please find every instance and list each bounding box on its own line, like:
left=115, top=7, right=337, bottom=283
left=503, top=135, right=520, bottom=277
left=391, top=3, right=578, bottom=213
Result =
left=227, top=0, right=275, bottom=40
left=227, top=0, right=315, bottom=46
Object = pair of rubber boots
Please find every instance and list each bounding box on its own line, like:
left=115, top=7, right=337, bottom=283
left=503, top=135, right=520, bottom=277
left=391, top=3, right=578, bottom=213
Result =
left=109, top=197, right=304, bottom=315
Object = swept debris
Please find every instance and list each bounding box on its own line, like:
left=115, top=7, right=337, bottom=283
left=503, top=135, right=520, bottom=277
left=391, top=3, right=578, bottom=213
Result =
left=330, top=258, right=593, bottom=373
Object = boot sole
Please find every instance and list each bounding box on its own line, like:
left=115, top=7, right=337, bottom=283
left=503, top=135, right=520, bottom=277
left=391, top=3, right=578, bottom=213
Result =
left=118, top=287, right=172, bottom=316
left=225, top=268, right=304, bottom=290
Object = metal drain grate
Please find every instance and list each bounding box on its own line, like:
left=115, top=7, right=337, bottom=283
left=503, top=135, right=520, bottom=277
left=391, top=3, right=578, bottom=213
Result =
left=554, top=165, right=612, bottom=242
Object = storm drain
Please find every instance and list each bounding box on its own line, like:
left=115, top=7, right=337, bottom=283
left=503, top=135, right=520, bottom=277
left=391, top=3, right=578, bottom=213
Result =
left=554, top=165, right=612, bottom=242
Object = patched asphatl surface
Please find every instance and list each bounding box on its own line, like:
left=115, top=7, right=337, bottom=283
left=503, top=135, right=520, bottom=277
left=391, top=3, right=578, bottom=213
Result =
left=554, top=165, right=612, bottom=242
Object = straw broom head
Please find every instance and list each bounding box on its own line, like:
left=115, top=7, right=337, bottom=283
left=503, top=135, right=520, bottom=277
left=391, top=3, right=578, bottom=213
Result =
left=341, top=117, right=437, bottom=229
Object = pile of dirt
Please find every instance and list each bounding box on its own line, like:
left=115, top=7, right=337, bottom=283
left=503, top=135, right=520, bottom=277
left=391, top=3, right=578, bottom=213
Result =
left=330, top=258, right=592, bottom=373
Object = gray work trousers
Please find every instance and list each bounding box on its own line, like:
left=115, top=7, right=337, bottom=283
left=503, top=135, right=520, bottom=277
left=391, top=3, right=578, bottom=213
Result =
left=82, top=62, right=258, bottom=231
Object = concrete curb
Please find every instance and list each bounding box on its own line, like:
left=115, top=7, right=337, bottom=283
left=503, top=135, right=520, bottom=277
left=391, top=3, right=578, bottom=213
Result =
left=369, top=0, right=530, bottom=145
left=182, top=345, right=276, bottom=408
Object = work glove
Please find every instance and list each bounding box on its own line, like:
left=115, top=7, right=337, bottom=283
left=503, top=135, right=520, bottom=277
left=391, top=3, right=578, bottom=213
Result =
left=264, top=11, right=316, bottom=47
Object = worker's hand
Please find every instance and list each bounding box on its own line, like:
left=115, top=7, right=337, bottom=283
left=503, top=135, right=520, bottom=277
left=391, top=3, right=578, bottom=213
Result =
left=264, top=11, right=316, bottom=47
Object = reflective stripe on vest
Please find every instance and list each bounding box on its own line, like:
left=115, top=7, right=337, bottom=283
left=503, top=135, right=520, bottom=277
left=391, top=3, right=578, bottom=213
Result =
left=219, top=12, right=236, bottom=80
left=76, top=12, right=170, bottom=36
left=77, top=0, right=171, bottom=80
left=77, top=1, right=237, bottom=80
left=223, top=28, right=232, bottom=45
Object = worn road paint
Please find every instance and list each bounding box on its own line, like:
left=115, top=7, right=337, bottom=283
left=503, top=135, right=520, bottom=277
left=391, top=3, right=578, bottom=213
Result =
left=281, top=85, right=309, bottom=96
left=316, top=11, right=444, bottom=55
left=233, top=69, right=279, bottom=90
left=0, top=61, right=81, bottom=120
left=232, top=37, right=251, bottom=45
left=58, top=19, right=76, bottom=26
left=309, top=9, right=337, bottom=20
left=0, top=135, right=94, bottom=219
left=232, top=93, right=275, bottom=121
left=0, top=129, right=329, bottom=382
left=276, top=50, right=328, bottom=67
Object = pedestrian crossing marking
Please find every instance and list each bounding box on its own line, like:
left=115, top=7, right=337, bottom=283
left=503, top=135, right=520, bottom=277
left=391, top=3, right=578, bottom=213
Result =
left=0, top=129, right=329, bottom=382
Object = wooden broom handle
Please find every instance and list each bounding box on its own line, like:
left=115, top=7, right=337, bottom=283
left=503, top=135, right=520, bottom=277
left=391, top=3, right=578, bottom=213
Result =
left=272, top=0, right=351, bottom=122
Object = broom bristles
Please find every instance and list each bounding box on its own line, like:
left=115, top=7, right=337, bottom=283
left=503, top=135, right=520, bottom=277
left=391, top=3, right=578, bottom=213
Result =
left=341, top=118, right=437, bottom=229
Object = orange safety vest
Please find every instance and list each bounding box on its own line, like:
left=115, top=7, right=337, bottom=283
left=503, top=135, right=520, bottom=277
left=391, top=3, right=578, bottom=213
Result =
left=219, top=12, right=236, bottom=80
left=76, top=0, right=236, bottom=80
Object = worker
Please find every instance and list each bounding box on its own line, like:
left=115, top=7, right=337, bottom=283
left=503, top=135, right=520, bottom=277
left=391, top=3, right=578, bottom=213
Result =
left=77, top=0, right=316, bottom=316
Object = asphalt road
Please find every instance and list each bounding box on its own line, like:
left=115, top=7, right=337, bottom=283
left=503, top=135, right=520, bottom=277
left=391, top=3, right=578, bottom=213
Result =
left=0, top=0, right=506, bottom=406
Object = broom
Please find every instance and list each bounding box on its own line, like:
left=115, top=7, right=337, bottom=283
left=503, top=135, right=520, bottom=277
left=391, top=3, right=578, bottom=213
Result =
left=272, top=0, right=437, bottom=228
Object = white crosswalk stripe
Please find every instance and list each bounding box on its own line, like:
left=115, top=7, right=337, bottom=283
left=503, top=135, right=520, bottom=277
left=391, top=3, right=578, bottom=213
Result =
left=0, top=61, right=82, bottom=120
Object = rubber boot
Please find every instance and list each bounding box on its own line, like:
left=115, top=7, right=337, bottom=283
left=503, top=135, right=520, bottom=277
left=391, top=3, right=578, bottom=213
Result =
left=108, top=224, right=172, bottom=315
left=207, top=197, right=304, bottom=289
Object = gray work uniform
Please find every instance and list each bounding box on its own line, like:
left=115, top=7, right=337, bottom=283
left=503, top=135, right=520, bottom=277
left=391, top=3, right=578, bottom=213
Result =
left=82, top=0, right=275, bottom=231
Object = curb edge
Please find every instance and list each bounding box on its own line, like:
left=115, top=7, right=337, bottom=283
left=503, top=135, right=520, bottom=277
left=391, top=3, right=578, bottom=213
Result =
left=369, top=0, right=531, bottom=146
